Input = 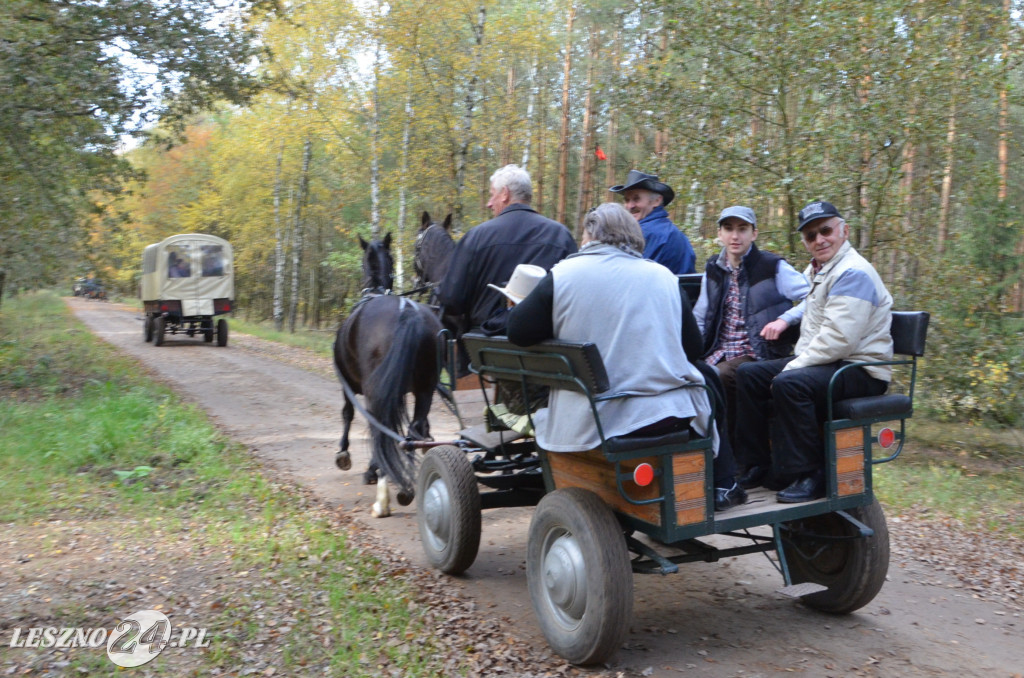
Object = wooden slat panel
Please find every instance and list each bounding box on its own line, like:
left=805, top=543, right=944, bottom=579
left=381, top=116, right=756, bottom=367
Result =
left=837, top=474, right=865, bottom=495
left=673, top=452, right=706, bottom=526
left=834, top=427, right=862, bottom=450
left=549, top=450, right=661, bottom=524
left=836, top=450, right=864, bottom=475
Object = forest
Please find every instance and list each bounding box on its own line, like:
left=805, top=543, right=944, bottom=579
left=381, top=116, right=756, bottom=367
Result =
left=1, top=0, right=1022, bottom=428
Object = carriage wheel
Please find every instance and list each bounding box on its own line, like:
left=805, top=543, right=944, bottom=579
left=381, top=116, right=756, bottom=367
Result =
left=527, top=488, right=632, bottom=666
left=416, top=445, right=480, bottom=575
left=144, top=316, right=154, bottom=343
left=781, top=498, right=890, bottom=614
left=216, top=319, right=228, bottom=347
left=202, top=319, right=214, bottom=343
left=153, top=317, right=166, bottom=346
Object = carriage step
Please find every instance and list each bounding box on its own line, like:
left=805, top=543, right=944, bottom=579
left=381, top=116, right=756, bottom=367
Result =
left=776, top=582, right=828, bottom=598
left=459, top=424, right=524, bottom=452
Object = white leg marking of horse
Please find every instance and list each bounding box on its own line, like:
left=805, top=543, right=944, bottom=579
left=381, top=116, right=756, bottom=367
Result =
left=371, top=475, right=391, bottom=518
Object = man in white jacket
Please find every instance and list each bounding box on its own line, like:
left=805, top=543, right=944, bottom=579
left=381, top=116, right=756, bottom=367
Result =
left=734, top=201, right=893, bottom=503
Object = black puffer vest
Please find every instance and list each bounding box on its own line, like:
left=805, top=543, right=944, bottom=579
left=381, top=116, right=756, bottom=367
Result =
left=701, top=243, right=796, bottom=360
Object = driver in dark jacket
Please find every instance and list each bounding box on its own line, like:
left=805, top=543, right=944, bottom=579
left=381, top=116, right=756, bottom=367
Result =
left=437, top=164, right=577, bottom=337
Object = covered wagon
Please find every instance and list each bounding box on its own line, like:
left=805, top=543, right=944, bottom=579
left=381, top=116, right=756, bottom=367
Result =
left=140, top=233, right=234, bottom=347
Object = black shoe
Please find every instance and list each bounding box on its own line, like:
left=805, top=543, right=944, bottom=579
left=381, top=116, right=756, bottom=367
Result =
left=714, top=483, right=748, bottom=512
left=737, top=465, right=770, bottom=490
left=776, top=470, right=826, bottom=504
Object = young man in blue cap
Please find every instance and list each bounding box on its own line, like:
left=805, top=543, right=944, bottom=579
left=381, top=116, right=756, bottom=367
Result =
left=608, top=170, right=696, bottom=274
left=693, top=205, right=809, bottom=449
left=733, top=201, right=893, bottom=503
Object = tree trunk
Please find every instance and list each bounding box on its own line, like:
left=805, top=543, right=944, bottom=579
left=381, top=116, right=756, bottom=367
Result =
left=289, top=139, right=312, bottom=333
left=555, top=3, right=575, bottom=226
left=397, top=90, right=412, bottom=290
left=273, top=145, right=285, bottom=332
left=536, top=79, right=547, bottom=213
left=370, top=42, right=382, bottom=240
left=501, top=65, right=515, bottom=166
left=604, top=25, right=622, bottom=201
left=521, top=58, right=538, bottom=168
left=453, top=6, right=486, bottom=231
left=573, top=28, right=598, bottom=238
left=937, top=20, right=963, bottom=256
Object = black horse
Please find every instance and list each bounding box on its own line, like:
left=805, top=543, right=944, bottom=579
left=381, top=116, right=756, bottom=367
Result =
left=413, top=211, right=454, bottom=294
left=412, top=211, right=472, bottom=378
left=333, top=234, right=441, bottom=515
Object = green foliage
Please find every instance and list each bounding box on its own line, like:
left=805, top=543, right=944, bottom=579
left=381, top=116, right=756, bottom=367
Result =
left=0, top=0, right=267, bottom=293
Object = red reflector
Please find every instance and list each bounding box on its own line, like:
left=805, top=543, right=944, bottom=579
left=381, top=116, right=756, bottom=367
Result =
left=633, top=463, right=654, bottom=487
left=878, top=428, right=896, bottom=448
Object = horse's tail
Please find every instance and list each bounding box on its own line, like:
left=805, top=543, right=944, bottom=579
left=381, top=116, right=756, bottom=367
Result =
left=364, top=300, right=425, bottom=497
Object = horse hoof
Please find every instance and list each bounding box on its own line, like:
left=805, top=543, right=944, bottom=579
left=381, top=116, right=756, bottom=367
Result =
left=334, top=451, right=351, bottom=471
left=371, top=502, right=390, bottom=518
left=396, top=490, right=414, bottom=506
left=363, top=470, right=378, bottom=485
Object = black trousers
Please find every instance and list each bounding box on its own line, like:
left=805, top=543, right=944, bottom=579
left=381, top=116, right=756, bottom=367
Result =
left=734, top=357, right=887, bottom=477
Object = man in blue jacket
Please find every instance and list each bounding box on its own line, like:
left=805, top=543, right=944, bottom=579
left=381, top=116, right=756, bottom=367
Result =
left=609, top=170, right=695, bottom=274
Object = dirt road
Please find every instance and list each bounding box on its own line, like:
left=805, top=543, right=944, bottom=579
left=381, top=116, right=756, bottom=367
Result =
left=68, top=298, right=1022, bottom=677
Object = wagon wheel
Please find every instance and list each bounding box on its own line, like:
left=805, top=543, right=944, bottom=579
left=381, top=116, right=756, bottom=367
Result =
left=203, top=319, right=214, bottom=343
left=153, top=316, right=166, bottom=346
left=527, top=488, right=632, bottom=666
left=416, top=445, right=480, bottom=575
left=216, top=318, right=228, bottom=347
left=781, top=498, right=889, bottom=614
left=144, top=316, right=154, bottom=343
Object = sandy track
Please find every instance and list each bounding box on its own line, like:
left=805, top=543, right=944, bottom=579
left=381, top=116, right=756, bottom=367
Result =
left=68, top=298, right=1023, bottom=677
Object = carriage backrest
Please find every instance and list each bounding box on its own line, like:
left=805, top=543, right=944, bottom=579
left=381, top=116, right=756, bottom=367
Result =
left=890, top=311, right=929, bottom=357
left=462, top=333, right=610, bottom=396
left=677, top=273, right=703, bottom=305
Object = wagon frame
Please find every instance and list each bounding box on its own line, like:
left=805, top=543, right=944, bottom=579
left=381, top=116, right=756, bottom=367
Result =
left=415, top=311, right=929, bottom=665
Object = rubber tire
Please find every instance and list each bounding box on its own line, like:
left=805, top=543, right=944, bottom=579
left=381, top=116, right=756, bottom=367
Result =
left=203, top=319, right=214, bottom=343
left=527, top=487, right=632, bottom=666
left=153, top=316, right=166, bottom=347
left=216, top=318, right=228, bottom=347
left=415, top=445, right=481, bottom=575
left=781, top=498, right=890, bottom=614
left=144, top=316, right=154, bottom=343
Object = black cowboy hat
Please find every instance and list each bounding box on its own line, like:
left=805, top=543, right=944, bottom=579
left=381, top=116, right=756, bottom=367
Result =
left=608, top=170, right=675, bottom=206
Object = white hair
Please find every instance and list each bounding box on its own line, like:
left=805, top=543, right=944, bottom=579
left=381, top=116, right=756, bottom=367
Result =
left=490, top=164, right=533, bottom=204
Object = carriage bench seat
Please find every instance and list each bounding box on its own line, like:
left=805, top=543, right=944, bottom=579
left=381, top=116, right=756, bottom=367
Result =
left=462, top=332, right=700, bottom=458
left=828, top=311, right=930, bottom=427
left=832, top=394, right=912, bottom=421
left=827, top=311, right=929, bottom=497
left=602, top=429, right=691, bottom=456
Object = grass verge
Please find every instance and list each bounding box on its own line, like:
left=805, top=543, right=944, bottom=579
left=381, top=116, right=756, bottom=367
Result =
left=229, top=317, right=334, bottom=357
left=0, top=291, right=482, bottom=676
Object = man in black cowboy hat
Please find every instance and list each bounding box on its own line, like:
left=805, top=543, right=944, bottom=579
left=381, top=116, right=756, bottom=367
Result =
left=609, top=169, right=695, bottom=274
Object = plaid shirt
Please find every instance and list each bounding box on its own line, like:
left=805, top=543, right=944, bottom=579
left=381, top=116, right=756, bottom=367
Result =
left=706, top=263, right=757, bottom=365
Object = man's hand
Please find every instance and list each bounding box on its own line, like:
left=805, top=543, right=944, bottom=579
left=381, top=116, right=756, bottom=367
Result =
left=760, top=318, right=789, bottom=341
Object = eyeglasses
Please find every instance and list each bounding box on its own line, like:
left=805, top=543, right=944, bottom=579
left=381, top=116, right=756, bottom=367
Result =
left=802, top=224, right=836, bottom=242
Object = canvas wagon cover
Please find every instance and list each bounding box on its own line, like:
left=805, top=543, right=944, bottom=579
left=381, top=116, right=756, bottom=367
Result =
left=141, top=234, right=234, bottom=316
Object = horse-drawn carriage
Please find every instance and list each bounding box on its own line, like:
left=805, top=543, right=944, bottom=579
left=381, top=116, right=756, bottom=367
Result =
left=412, top=311, right=929, bottom=665
left=332, top=232, right=929, bottom=665
left=140, top=234, right=234, bottom=347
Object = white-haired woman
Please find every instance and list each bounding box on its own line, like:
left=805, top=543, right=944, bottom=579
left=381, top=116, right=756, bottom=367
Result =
left=507, top=203, right=745, bottom=511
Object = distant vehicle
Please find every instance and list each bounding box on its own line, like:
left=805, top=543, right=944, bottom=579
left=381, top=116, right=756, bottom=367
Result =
left=140, top=234, right=234, bottom=347
left=73, top=277, right=107, bottom=300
